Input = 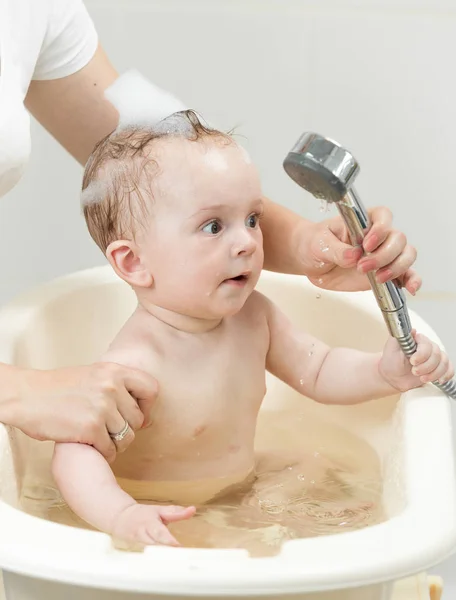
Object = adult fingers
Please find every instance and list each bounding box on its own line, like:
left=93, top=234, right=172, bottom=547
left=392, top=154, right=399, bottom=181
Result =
left=121, top=368, right=159, bottom=427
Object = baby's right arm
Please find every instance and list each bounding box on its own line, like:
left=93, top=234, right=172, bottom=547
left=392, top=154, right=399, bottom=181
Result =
left=52, top=443, right=195, bottom=547
left=52, top=318, right=195, bottom=547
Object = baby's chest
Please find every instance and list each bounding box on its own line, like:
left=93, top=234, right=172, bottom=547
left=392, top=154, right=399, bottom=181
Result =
left=152, top=332, right=268, bottom=427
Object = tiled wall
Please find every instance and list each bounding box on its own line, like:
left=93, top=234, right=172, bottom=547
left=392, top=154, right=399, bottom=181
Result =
left=1, top=0, right=455, bottom=586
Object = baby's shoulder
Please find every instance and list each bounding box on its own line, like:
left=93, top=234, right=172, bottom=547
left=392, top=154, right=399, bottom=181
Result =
left=100, top=312, right=158, bottom=374
left=238, top=290, right=273, bottom=324
left=243, top=290, right=274, bottom=313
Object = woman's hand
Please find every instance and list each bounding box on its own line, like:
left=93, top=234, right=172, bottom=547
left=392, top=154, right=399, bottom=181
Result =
left=302, top=206, right=421, bottom=294
left=2, top=362, right=158, bottom=463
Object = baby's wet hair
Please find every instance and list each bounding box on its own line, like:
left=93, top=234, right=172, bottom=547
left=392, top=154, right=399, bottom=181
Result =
left=82, top=110, right=232, bottom=252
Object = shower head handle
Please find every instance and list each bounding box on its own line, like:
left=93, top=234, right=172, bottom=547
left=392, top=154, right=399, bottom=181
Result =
left=283, top=132, right=360, bottom=204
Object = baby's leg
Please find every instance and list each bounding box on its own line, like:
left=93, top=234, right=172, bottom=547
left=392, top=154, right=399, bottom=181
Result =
left=52, top=443, right=195, bottom=547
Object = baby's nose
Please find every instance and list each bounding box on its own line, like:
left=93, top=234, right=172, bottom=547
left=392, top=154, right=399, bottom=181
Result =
left=232, top=230, right=257, bottom=257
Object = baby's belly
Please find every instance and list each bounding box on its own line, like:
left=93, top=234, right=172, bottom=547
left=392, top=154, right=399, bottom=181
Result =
left=112, top=425, right=255, bottom=483
left=116, top=467, right=255, bottom=506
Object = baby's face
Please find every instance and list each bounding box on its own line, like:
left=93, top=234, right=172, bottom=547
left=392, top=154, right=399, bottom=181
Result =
left=138, top=138, right=264, bottom=319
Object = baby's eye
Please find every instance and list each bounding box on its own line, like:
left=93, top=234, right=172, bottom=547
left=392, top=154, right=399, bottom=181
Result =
left=246, top=213, right=259, bottom=228
left=202, top=220, right=222, bottom=235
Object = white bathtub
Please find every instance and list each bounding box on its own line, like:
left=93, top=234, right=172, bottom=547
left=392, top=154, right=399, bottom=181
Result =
left=0, top=266, right=455, bottom=600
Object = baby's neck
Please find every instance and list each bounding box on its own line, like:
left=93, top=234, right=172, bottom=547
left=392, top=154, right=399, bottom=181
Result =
left=136, top=297, right=223, bottom=334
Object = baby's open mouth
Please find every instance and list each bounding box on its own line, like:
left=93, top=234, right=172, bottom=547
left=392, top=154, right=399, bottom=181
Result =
left=223, top=272, right=250, bottom=284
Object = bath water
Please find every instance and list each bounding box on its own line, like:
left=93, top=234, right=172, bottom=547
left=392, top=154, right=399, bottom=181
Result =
left=18, top=406, right=384, bottom=557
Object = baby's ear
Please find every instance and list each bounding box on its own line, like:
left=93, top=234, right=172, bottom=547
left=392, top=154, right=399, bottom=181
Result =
left=106, top=240, right=153, bottom=288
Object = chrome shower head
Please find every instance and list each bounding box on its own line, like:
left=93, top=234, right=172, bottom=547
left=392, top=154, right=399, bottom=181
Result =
left=284, top=132, right=369, bottom=244
left=283, top=132, right=360, bottom=204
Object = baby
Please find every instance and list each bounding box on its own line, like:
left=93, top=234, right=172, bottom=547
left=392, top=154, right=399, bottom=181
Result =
left=52, top=110, right=454, bottom=548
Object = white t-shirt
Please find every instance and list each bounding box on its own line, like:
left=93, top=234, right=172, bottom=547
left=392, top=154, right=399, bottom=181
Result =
left=0, top=0, right=98, bottom=198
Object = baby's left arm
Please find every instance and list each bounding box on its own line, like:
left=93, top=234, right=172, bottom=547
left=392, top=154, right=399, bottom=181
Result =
left=262, top=294, right=452, bottom=404
left=378, top=331, right=453, bottom=391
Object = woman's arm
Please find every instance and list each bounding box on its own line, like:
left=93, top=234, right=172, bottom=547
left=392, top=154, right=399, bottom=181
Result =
left=25, top=44, right=119, bottom=165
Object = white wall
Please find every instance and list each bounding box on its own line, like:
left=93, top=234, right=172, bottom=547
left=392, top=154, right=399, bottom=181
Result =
left=1, top=0, right=456, bottom=589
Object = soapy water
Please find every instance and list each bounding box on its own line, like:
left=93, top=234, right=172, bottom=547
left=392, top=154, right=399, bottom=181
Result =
left=104, top=69, right=187, bottom=132
left=18, top=408, right=384, bottom=557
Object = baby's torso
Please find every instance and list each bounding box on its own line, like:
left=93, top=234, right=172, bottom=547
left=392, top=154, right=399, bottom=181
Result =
left=107, top=294, right=270, bottom=493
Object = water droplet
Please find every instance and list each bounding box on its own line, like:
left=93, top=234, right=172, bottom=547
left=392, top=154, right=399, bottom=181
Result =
left=316, top=293, right=321, bottom=300
left=315, top=260, right=325, bottom=268
left=299, top=378, right=305, bottom=386
left=319, top=199, right=329, bottom=213
left=317, top=278, right=323, bottom=285
left=297, top=474, right=306, bottom=481
left=309, top=343, right=315, bottom=356
left=319, top=239, right=330, bottom=253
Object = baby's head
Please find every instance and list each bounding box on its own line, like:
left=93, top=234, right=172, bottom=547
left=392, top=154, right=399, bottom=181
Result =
left=82, top=110, right=264, bottom=321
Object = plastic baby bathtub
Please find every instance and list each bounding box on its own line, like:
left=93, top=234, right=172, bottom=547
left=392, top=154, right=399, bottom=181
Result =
left=0, top=266, right=455, bottom=600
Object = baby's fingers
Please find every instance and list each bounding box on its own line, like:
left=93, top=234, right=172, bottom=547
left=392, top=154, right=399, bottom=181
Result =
left=410, top=334, right=434, bottom=367
left=422, top=354, right=451, bottom=384
left=144, top=521, right=180, bottom=546
left=439, top=362, right=455, bottom=385
left=158, top=505, right=196, bottom=524
left=411, top=344, right=445, bottom=383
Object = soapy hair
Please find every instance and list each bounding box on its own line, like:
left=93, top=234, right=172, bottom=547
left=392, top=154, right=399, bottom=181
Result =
left=82, top=110, right=231, bottom=252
